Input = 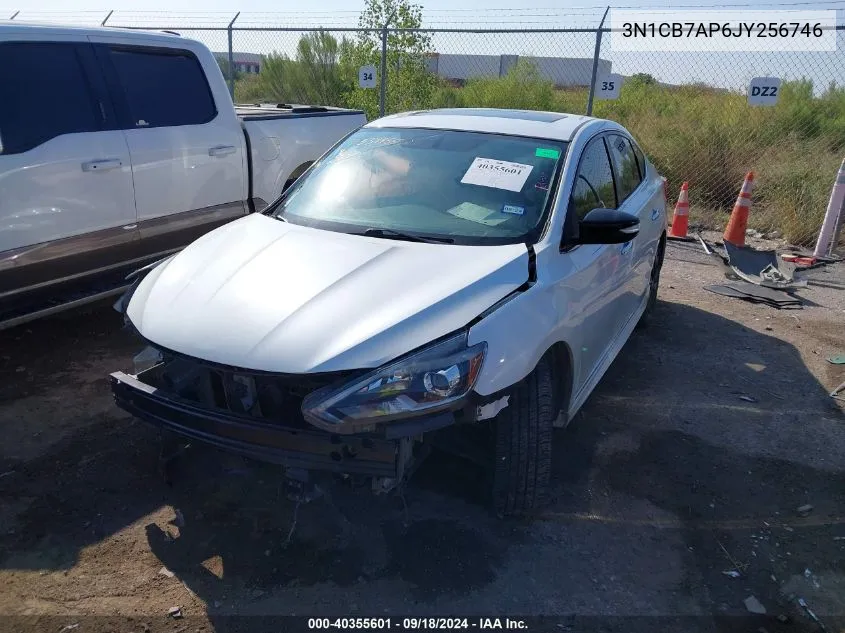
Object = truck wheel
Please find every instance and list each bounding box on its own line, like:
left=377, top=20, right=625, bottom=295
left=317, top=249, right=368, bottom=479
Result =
left=636, top=235, right=666, bottom=329
left=491, top=356, right=554, bottom=517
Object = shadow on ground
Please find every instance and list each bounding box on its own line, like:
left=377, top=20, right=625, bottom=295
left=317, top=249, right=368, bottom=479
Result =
left=1, top=299, right=843, bottom=632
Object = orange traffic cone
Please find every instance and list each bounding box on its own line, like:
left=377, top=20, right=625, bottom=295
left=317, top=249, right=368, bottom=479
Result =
left=723, top=172, right=754, bottom=246
left=668, top=182, right=690, bottom=240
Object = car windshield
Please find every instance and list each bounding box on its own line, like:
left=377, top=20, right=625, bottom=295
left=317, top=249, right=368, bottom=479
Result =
left=270, top=127, right=567, bottom=245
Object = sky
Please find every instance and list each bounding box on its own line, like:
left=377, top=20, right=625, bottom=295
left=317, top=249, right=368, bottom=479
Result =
left=2, top=0, right=843, bottom=93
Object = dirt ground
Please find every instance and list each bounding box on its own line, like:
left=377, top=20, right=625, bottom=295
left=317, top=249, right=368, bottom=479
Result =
left=1, top=240, right=843, bottom=633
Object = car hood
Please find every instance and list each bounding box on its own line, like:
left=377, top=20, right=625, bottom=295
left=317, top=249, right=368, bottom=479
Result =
left=127, top=214, right=529, bottom=373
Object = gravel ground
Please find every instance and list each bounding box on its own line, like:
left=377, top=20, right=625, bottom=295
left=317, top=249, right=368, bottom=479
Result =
left=0, top=239, right=843, bottom=633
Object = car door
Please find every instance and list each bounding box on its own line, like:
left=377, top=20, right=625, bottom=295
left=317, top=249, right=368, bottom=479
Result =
left=0, top=40, right=139, bottom=297
left=551, top=134, right=629, bottom=393
left=94, top=41, right=247, bottom=257
left=605, top=133, right=658, bottom=319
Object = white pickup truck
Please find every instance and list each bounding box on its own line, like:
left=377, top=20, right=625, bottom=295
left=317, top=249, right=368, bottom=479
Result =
left=0, top=22, right=366, bottom=330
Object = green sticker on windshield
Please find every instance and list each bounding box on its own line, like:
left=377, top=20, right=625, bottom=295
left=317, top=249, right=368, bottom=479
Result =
left=535, top=148, right=560, bottom=159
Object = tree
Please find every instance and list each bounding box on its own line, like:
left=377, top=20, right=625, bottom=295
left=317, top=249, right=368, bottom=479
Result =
left=340, top=0, right=437, bottom=119
left=256, top=31, right=349, bottom=106
left=629, top=73, right=657, bottom=86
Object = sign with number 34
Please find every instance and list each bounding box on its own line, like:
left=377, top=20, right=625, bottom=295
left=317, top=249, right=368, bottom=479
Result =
left=596, top=73, right=623, bottom=100
left=358, top=65, right=377, bottom=89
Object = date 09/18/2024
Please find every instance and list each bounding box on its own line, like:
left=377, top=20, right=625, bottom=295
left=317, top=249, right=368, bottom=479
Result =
left=307, top=618, right=529, bottom=630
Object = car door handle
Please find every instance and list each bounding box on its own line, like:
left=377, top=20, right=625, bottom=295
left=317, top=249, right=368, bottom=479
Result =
left=81, top=159, right=122, bottom=172
left=208, top=145, right=237, bottom=157
left=620, top=241, right=633, bottom=255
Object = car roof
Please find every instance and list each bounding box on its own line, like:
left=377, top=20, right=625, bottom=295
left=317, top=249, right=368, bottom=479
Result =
left=0, top=21, right=184, bottom=45
left=367, top=108, right=603, bottom=142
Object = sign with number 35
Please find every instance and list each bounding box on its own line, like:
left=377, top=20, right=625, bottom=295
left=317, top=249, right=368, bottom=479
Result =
left=596, top=73, right=623, bottom=100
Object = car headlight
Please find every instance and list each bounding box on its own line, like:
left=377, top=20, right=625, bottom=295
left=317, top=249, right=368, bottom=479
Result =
left=302, top=332, right=486, bottom=432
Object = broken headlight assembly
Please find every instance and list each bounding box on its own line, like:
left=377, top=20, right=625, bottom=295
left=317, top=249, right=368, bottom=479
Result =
left=302, top=332, right=486, bottom=433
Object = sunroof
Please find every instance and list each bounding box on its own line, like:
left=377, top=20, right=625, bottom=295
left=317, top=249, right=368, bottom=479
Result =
left=425, top=108, right=567, bottom=123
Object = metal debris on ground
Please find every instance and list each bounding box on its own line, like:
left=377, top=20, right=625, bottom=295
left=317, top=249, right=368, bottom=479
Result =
left=724, top=242, right=808, bottom=290
left=831, top=381, right=845, bottom=402
left=722, top=570, right=741, bottom=578
left=797, top=597, right=827, bottom=631
left=703, top=282, right=802, bottom=309
left=167, top=606, right=183, bottom=619
left=796, top=504, right=814, bottom=517
left=744, top=595, right=767, bottom=615
left=739, top=395, right=757, bottom=403
left=59, top=625, right=80, bottom=632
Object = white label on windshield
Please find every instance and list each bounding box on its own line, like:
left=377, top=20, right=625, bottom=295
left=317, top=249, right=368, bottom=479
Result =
left=461, top=157, right=534, bottom=192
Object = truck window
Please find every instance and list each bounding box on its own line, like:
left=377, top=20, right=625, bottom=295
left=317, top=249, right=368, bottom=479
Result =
left=108, top=47, right=216, bottom=128
left=0, top=43, right=101, bottom=154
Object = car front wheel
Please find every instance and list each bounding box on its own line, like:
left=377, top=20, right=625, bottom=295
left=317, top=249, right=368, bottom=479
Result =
left=491, top=356, right=554, bottom=517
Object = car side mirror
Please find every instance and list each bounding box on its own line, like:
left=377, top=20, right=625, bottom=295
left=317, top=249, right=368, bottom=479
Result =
left=577, top=208, right=640, bottom=245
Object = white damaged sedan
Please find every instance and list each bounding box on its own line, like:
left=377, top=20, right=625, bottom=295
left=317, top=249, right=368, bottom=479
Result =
left=111, top=108, right=667, bottom=516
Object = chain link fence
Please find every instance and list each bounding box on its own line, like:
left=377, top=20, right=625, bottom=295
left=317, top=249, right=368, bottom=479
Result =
left=6, top=10, right=845, bottom=247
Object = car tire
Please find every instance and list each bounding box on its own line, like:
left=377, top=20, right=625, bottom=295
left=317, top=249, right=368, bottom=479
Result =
left=491, top=356, right=554, bottom=517
left=636, top=235, right=666, bottom=329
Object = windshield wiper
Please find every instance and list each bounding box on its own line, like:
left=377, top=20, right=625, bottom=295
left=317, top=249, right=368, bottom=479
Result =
left=362, top=228, right=454, bottom=244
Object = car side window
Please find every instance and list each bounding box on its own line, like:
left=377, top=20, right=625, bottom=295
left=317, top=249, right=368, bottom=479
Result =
left=570, top=136, right=617, bottom=221
left=107, top=47, right=217, bottom=129
left=630, top=139, right=647, bottom=180
left=607, top=134, right=643, bottom=204
left=0, top=42, right=102, bottom=155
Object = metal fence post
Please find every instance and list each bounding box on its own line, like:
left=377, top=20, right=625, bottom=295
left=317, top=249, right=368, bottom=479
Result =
left=586, top=6, right=610, bottom=116
left=379, top=26, right=389, bottom=117
left=227, top=12, right=240, bottom=101
left=379, top=11, right=397, bottom=118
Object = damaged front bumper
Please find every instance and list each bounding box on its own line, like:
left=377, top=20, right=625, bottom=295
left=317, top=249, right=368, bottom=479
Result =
left=110, top=365, right=455, bottom=479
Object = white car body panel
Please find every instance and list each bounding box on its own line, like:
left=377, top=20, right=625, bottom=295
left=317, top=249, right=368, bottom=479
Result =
left=0, top=21, right=365, bottom=285
left=126, top=109, right=666, bottom=425
left=470, top=119, right=665, bottom=417
left=86, top=33, right=249, bottom=223
left=128, top=214, right=529, bottom=373
left=0, top=130, right=137, bottom=253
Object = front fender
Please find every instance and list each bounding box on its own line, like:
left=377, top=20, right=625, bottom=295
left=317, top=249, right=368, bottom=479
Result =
left=468, top=281, right=580, bottom=397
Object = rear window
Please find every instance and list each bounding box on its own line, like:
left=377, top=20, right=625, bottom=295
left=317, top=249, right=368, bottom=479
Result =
left=108, top=47, right=216, bottom=128
left=0, top=42, right=101, bottom=154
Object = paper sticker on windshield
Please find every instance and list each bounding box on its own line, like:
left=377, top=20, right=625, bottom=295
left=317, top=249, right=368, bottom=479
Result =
left=447, top=202, right=510, bottom=226
left=461, top=157, right=533, bottom=192
left=502, top=204, right=525, bottom=216
left=535, top=148, right=560, bottom=159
